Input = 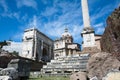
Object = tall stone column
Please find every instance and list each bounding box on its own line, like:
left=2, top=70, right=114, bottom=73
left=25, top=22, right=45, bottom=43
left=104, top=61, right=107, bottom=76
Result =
left=81, top=0, right=96, bottom=48
left=33, top=28, right=37, bottom=60
left=81, top=0, right=91, bottom=28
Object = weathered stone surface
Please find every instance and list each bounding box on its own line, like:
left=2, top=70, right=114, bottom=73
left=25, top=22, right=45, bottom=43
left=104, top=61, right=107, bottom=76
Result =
left=0, top=50, right=16, bottom=68
left=70, top=72, right=87, bottom=80
left=80, top=47, right=100, bottom=55
left=102, top=71, right=120, bottom=80
left=100, top=7, right=120, bottom=61
left=87, top=52, right=120, bottom=80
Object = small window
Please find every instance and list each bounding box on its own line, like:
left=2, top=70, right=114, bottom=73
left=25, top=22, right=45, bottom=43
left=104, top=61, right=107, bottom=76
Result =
left=56, top=44, right=58, bottom=48
left=67, top=40, right=69, bottom=42
left=55, top=54, right=59, bottom=57
left=28, top=51, right=29, bottom=54
left=26, top=37, right=33, bottom=40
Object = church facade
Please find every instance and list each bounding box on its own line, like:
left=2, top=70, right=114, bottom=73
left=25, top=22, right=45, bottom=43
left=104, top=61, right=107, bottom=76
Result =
left=54, top=28, right=80, bottom=58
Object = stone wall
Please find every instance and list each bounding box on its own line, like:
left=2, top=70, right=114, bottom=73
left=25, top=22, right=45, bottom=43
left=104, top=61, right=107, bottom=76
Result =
left=80, top=47, right=100, bottom=55
left=87, top=52, right=120, bottom=80
left=100, top=6, right=120, bottom=61
left=102, top=71, right=120, bottom=80
left=0, top=50, right=15, bottom=68
left=70, top=72, right=88, bottom=80
left=95, top=35, right=102, bottom=51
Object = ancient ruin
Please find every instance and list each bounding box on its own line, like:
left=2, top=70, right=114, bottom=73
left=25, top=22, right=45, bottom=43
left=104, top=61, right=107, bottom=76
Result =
left=21, top=28, right=54, bottom=62
left=0, top=0, right=120, bottom=80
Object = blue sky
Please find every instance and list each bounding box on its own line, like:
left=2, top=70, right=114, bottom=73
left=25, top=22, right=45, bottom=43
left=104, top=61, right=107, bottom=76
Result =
left=0, top=0, right=120, bottom=44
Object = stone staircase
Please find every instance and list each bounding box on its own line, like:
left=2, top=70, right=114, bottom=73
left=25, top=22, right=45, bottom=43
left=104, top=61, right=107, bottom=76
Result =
left=40, top=53, right=90, bottom=76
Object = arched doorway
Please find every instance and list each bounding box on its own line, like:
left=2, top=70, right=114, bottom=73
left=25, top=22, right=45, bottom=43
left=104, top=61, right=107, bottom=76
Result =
left=41, top=48, right=48, bottom=61
left=42, top=48, right=47, bottom=56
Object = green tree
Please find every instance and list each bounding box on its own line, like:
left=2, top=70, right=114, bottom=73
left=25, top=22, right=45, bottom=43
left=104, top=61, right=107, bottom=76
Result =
left=0, top=40, right=7, bottom=49
left=11, top=51, right=19, bottom=56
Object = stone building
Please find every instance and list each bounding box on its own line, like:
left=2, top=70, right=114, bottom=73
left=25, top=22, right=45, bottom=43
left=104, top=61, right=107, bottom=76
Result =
left=54, top=28, right=80, bottom=58
left=40, top=0, right=102, bottom=77
left=2, top=41, right=22, bottom=55
left=40, top=28, right=89, bottom=76
left=21, top=28, right=54, bottom=62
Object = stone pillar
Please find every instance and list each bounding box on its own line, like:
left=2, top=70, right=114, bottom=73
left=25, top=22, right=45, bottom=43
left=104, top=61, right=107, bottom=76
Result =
left=81, top=0, right=91, bottom=28
left=63, top=49, right=66, bottom=57
left=41, top=40, right=43, bottom=58
left=49, top=46, right=51, bottom=60
left=68, top=49, right=71, bottom=56
left=73, top=50, right=76, bottom=55
left=33, top=29, right=37, bottom=60
left=39, top=40, right=42, bottom=61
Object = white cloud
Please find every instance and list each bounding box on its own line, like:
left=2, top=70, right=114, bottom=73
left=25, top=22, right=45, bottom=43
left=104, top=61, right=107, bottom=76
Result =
left=90, top=2, right=118, bottom=25
left=71, top=25, right=83, bottom=43
left=42, top=21, right=65, bottom=38
left=40, top=1, right=74, bottom=38
left=0, top=0, right=84, bottom=43
left=14, top=0, right=118, bottom=43
left=0, top=0, right=32, bottom=22
left=42, top=21, right=83, bottom=43
left=12, top=32, right=23, bottom=41
left=0, top=0, right=11, bottom=17
left=94, top=23, right=104, bottom=28
left=89, top=3, right=117, bottom=34
left=12, top=15, right=39, bottom=41
left=1, top=12, right=21, bottom=21
left=21, top=14, right=28, bottom=22
left=41, top=7, right=58, bottom=17
left=0, top=0, right=22, bottom=21
left=96, top=27, right=105, bottom=34
left=93, top=23, right=105, bottom=34
left=37, top=0, right=83, bottom=43
left=16, top=0, right=37, bottom=9
left=22, top=16, right=38, bottom=29
left=0, top=0, right=8, bottom=12
left=41, top=0, right=51, bottom=5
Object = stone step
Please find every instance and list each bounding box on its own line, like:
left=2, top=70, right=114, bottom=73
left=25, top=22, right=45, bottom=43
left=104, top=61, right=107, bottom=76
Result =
left=40, top=54, right=89, bottom=76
